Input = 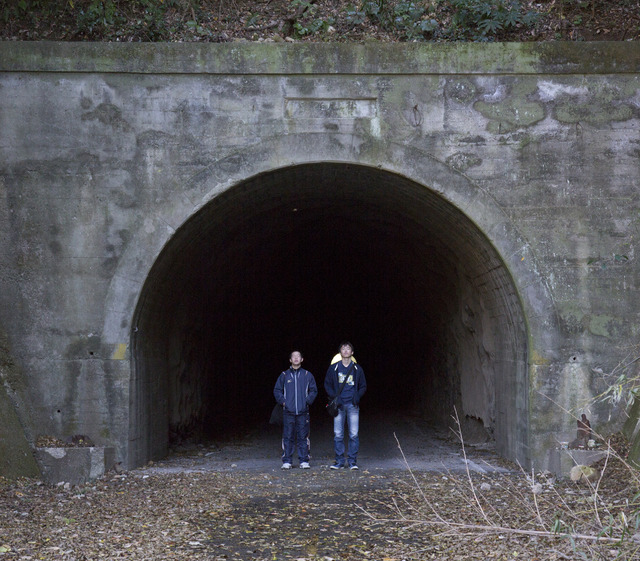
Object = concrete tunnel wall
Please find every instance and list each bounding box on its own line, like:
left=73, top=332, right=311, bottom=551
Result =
left=130, top=162, right=529, bottom=467
left=2, top=42, right=639, bottom=476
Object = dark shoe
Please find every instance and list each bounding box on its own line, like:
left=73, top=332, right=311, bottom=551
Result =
left=349, top=464, right=359, bottom=471
left=329, top=463, right=344, bottom=470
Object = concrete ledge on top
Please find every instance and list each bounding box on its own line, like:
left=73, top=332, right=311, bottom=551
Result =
left=1, top=41, right=639, bottom=76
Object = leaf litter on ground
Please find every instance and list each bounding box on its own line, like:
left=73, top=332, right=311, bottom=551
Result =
left=1, top=440, right=639, bottom=561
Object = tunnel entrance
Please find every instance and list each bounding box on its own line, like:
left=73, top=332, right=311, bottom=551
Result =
left=130, top=163, right=528, bottom=468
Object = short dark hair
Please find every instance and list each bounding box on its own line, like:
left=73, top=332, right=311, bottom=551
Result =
left=339, top=342, right=354, bottom=353
left=290, top=350, right=303, bottom=359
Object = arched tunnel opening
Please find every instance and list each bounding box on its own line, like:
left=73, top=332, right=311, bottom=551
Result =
left=130, top=163, right=529, bottom=468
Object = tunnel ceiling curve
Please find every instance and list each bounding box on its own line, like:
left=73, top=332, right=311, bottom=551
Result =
left=131, top=163, right=528, bottom=467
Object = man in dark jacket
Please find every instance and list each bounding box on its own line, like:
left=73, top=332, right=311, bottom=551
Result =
left=324, top=342, right=367, bottom=470
left=273, top=351, right=318, bottom=469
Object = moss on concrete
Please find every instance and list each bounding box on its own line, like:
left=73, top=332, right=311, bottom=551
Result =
left=534, top=42, right=640, bottom=74
left=529, top=350, right=551, bottom=366
left=475, top=98, right=545, bottom=134
left=473, top=79, right=545, bottom=134
left=556, top=102, right=633, bottom=126
left=1, top=42, right=640, bottom=76
left=588, top=315, right=615, bottom=338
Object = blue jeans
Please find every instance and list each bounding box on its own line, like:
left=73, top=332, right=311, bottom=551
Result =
left=333, top=403, right=359, bottom=466
left=282, top=410, right=310, bottom=464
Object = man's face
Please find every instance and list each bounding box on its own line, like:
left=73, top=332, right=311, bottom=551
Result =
left=290, top=352, right=303, bottom=368
left=340, top=345, right=353, bottom=359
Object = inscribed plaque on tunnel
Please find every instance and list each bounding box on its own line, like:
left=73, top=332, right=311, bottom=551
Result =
left=284, top=98, right=378, bottom=120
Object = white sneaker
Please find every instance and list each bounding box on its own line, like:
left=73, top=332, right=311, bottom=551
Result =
left=281, top=462, right=292, bottom=470
left=300, top=462, right=310, bottom=469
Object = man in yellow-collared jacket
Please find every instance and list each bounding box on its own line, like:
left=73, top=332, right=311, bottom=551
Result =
left=324, top=342, right=366, bottom=471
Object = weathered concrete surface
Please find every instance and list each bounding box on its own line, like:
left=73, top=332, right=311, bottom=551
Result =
left=0, top=329, right=41, bottom=478
left=0, top=383, right=40, bottom=479
left=34, top=446, right=114, bottom=485
left=0, top=42, right=638, bottom=477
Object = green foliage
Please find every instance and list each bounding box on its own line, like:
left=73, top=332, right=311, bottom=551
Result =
left=394, top=2, right=438, bottom=40
left=0, top=0, right=187, bottom=39
left=291, top=0, right=316, bottom=12
left=0, top=0, right=594, bottom=42
left=290, top=0, right=335, bottom=38
left=345, top=0, right=538, bottom=41
left=187, top=18, right=214, bottom=38
left=346, top=1, right=390, bottom=29
left=345, top=0, right=439, bottom=41
left=590, top=344, right=640, bottom=414
left=444, top=0, right=539, bottom=41
left=76, top=1, right=123, bottom=33
left=597, top=372, right=640, bottom=410
left=551, top=514, right=570, bottom=535
left=74, top=1, right=183, bottom=39
left=244, top=12, right=262, bottom=28
left=293, top=17, right=334, bottom=38
left=0, top=0, right=71, bottom=23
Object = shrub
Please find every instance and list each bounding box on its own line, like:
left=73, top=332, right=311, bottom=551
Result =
left=443, top=0, right=539, bottom=41
left=73, top=0, right=182, bottom=39
left=345, top=0, right=440, bottom=41
left=345, top=0, right=539, bottom=41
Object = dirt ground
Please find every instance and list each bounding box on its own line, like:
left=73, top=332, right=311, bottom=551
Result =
left=2, top=415, right=639, bottom=560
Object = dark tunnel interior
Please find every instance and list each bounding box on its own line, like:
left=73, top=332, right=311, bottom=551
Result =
left=130, top=163, right=528, bottom=467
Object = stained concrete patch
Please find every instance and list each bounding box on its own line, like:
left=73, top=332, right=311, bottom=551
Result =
left=35, top=446, right=115, bottom=485
left=0, top=339, right=41, bottom=479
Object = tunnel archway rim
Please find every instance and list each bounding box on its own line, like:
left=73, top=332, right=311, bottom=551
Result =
left=100, top=133, right=556, bottom=467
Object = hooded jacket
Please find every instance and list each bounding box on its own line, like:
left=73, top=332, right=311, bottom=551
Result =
left=324, top=361, right=367, bottom=406
left=274, top=367, right=318, bottom=415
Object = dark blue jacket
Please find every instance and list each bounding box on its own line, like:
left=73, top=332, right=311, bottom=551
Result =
left=324, top=361, right=367, bottom=406
left=274, top=367, right=318, bottom=415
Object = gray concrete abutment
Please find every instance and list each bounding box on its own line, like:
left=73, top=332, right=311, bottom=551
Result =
left=0, top=42, right=638, bottom=476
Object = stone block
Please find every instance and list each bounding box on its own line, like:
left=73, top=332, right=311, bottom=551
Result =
left=35, top=447, right=114, bottom=485
left=548, top=447, right=608, bottom=478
